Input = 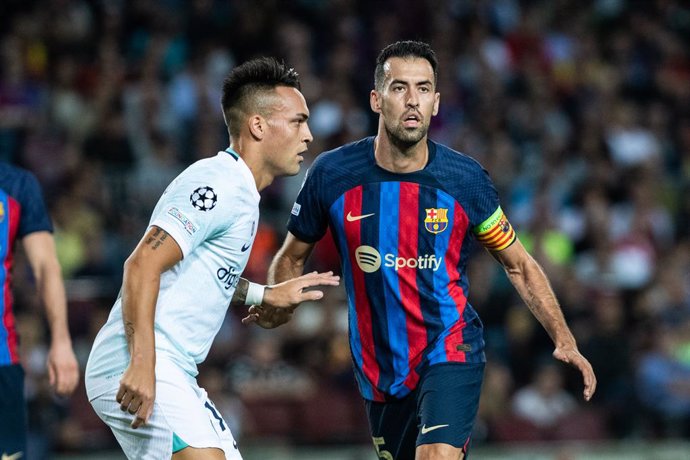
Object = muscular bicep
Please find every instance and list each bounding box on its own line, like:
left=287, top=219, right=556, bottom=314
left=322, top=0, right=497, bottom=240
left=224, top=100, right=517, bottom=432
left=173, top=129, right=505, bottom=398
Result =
left=127, top=226, right=183, bottom=274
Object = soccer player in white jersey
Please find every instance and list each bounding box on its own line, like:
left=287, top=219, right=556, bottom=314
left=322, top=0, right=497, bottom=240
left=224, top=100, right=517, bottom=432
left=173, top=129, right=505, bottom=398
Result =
left=85, top=57, right=339, bottom=460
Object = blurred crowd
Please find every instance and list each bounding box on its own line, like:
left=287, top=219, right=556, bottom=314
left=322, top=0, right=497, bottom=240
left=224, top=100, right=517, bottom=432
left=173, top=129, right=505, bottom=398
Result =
left=1, top=0, right=690, bottom=456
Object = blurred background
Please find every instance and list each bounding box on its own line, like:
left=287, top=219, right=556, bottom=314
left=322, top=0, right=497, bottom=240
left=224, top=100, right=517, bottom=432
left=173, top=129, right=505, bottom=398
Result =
left=1, top=0, right=689, bottom=458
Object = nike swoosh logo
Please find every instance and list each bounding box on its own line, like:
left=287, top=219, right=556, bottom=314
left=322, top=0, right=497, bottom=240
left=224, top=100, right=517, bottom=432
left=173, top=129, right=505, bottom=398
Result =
left=420, top=424, right=449, bottom=434
left=241, top=243, right=251, bottom=252
left=346, top=212, right=375, bottom=222
left=2, top=452, right=24, bottom=460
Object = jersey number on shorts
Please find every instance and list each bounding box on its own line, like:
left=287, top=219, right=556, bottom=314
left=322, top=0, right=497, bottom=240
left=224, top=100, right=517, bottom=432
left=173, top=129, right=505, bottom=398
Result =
left=204, top=401, right=226, bottom=431
left=372, top=436, right=394, bottom=460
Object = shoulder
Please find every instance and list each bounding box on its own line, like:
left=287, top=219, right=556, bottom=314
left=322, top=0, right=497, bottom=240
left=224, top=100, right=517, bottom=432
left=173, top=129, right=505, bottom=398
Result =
left=0, top=162, right=43, bottom=198
left=429, top=141, right=492, bottom=188
left=179, top=154, right=250, bottom=193
left=0, top=162, right=38, bottom=184
left=309, top=137, right=373, bottom=178
left=431, top=141, right=487, bottom=174
left=160, top=153, right=257, bottom=214
left=311, top=137, right=373, bottom=170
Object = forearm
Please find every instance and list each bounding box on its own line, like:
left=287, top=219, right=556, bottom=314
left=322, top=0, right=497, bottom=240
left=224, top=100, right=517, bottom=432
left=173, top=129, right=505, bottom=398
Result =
left=505, top=257, right=576, bottom=348
left=268, top=249, right=306, bottom=284
left=36, top=261, right=71, bottom=345
left=121, top=258, right=158, bottom=363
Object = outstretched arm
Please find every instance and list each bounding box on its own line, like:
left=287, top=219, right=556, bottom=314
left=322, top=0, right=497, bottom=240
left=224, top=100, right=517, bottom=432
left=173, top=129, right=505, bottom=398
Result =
left=22, top=231, right=79, bottom=397
left=118, top=225, right=182, bottom=428
left=241, top=232, right=321, bottom=328
left=492, top=239, right=597, bottom=401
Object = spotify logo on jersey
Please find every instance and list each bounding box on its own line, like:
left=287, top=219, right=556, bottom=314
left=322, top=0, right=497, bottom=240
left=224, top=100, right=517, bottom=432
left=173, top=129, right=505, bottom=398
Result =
left=355, top=245, right=444, bottom=273
left=355, top=246, right=382, bottom=273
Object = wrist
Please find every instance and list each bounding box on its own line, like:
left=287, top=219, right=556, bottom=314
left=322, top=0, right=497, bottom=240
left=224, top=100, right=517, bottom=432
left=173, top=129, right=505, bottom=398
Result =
left=245, top=282, right=266, bottom=306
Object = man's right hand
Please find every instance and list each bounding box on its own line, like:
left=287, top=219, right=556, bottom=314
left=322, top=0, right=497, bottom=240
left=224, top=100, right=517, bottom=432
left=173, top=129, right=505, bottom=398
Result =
left=241, top=271, right=339, bottom=328
left=116, top=360, right=155, bottom=429
left=242, top=304, right=296, bottom=329
left=263, top=271, right=340, bottom=308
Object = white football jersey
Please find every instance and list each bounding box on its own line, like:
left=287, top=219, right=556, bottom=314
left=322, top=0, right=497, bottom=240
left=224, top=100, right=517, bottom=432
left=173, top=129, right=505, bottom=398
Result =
left=86, top=149, right=260, bottom=400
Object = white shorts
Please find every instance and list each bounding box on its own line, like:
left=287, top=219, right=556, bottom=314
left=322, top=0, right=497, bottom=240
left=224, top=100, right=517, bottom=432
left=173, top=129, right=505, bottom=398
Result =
left=89, top=359, right=242, bottom=460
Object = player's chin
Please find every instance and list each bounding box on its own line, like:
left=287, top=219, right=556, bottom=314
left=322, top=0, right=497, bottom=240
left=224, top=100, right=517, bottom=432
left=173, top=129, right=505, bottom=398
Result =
left=283, top=161, right=302, bottom=176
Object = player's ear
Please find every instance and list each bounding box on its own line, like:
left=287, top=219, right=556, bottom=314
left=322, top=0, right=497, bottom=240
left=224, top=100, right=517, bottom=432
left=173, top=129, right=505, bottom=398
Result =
left=370, top=90, right=382, bottom=114
left=248, top=115, right=265, bottom=140
left=432, top=92, right=440, bottom=116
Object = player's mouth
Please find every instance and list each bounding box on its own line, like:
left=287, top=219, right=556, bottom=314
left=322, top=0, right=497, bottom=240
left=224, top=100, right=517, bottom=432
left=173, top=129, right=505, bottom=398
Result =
left=402, top=113, right=421, bottom=128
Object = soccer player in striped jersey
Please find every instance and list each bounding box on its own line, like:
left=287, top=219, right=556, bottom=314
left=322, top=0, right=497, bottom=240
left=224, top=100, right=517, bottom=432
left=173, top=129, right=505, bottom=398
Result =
left=85, top=58, right=339, bottom=460
left=0, top=163, right=79, bottom=457
left=246, top=41, right=596, bottom=460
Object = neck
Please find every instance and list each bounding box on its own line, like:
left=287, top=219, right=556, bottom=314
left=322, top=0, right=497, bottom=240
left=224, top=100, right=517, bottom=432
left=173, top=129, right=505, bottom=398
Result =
left=373, top=126, right=429, bottom=174
left=229, top=141, right=274, bottom=191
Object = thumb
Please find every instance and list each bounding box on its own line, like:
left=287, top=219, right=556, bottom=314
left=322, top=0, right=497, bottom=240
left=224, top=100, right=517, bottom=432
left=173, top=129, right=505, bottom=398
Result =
left=301, top=290, right=324, bottom=301
left=47, top=359, right=56, bottom=388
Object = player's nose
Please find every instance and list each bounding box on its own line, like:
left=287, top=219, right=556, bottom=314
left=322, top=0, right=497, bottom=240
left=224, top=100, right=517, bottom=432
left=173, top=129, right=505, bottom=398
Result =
left=303, top=123, right=313, bottom=144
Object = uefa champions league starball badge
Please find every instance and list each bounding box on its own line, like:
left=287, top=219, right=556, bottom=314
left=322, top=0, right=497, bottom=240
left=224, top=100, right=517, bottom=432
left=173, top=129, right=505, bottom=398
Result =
left=190, top=186, right=218, bottom=211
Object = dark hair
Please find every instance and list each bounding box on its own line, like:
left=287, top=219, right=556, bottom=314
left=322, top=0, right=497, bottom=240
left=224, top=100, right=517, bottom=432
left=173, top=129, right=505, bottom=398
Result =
left=374, top=41, right=438, bottom=91
left=221, top=57, right=301, bottom=138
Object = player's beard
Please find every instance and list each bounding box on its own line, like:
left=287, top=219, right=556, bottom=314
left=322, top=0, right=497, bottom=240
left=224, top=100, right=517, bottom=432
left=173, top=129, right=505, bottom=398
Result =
left=383, top=119, right=429, bottom=149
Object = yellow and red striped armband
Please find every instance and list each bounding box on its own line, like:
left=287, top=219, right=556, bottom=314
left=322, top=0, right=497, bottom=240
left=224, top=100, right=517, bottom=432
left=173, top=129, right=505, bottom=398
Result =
left=473, top=207, right=516, bottom=251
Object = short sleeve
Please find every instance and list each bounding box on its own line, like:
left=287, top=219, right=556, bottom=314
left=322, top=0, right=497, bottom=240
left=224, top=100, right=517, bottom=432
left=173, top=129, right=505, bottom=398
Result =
left=17, top=171, right=52, bottom=237
left=465, top=166, right=516, bottom=252
left=150, top=173, right=232, bottom=258
left=287, top=162, right=329, bottom=243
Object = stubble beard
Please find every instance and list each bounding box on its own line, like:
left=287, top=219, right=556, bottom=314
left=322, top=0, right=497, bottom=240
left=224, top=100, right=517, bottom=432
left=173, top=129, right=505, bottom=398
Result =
left=384, top=121, right=429, bottom=152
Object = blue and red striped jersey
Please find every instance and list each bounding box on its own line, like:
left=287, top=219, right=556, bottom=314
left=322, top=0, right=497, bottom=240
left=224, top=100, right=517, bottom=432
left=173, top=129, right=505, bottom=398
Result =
left=288, top=137, right=516, bottom=401
left=0, top=163, right=53, bottom=366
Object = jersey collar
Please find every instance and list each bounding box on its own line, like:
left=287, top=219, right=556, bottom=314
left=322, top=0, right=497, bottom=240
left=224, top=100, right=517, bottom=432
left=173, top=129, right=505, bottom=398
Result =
left=224, top=147, right=240, bottom=161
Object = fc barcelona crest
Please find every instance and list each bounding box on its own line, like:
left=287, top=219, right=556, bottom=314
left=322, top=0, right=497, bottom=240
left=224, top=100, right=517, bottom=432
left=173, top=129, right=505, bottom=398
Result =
left=424, top=208, right=448, bottom=234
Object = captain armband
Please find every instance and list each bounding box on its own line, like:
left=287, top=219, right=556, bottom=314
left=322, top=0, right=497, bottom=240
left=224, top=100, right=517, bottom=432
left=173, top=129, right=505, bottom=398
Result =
left=245, top=282, right=266, bottom=306
left=474, top=207, right=517, bottom=251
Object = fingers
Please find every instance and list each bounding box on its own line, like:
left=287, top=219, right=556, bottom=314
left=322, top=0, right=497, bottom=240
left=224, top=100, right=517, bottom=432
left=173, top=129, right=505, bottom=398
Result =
left=300, top=290, right=325, bottom=301
left=48, top=362, right=56, bottom=388
left=242, top=313, right=259, bottom=325
left=132, top=403, right=153, bottom=429
left=577, top=358, right=597, bottom=401
left=132, top=400, right=153, bottom=429
left=117, top=384, right=154, bottom=429
left=54, top=366, right=80, bottom=396
left=555, top=349, right=597, bottom=401
left=299, top=271, right=340, bottom=286
left=47, top=351, right=80, bottom=396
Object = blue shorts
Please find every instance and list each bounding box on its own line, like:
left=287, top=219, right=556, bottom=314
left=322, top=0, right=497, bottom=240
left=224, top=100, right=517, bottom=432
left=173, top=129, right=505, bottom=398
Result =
left=0, top=364, right=27, bottom=455
left=365, top=362, right=485, bottom=460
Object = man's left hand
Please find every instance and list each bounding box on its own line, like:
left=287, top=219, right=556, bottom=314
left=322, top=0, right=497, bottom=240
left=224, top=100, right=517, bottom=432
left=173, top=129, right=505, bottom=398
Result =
left=47, top=339, right=79, bottom=396
left=553, top=346, right=597, bottom=401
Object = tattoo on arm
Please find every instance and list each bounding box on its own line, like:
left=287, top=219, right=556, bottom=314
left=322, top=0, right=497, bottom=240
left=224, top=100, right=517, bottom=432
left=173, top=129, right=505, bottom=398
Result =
left=124, top=320, right=134, bottom=343
left=230, top=278, right=249, bottom=307
left=145, top=227, right=169, bottom=250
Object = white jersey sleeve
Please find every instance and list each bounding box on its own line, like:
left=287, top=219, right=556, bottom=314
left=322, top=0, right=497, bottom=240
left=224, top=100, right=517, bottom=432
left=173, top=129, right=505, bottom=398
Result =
left=150, top=169, right=232, bottom=258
